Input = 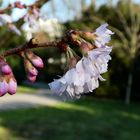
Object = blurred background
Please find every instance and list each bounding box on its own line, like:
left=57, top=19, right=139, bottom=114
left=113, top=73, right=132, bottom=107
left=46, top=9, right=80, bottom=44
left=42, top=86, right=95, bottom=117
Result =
left=0, top=0, right=140, bottom=140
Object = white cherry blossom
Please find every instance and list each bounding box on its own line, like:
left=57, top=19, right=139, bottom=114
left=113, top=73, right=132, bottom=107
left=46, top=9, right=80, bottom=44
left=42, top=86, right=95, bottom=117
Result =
left=88, top=46, right=112, bottom=74
left=49, top=24, right=113, bottom=98
left=49, top=45, right=112, bottom=98
left=95, top=23, right=114, bottom=47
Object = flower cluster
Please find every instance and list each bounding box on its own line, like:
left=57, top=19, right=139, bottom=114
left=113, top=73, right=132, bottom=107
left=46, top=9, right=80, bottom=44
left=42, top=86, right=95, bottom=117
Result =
left=49, top=24, right=114, bottom=98
left=0, top=23, right=113, bottom=98
left=0, top=0, right=40, bottom=35
left=0, top=49, right=44, bottom=97
left=0, top=58, right=17, bottom=97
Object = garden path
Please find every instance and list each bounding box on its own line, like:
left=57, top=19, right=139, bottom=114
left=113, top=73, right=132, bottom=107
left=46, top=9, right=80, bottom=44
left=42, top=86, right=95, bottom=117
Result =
left=0, top=89, right=63, bottom=110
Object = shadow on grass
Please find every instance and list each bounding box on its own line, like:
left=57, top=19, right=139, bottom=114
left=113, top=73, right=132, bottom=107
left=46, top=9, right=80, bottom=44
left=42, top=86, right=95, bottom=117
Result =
left=0, top=98, right=140, bottom=140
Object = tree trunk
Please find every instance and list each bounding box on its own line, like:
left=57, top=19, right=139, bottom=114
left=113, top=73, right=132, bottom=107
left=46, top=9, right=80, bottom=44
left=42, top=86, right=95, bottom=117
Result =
left=107, top=0, right=112, bottom=7
left=125, top=59, right=135, bottom=105
left=91, top=0, right=96, bottom=8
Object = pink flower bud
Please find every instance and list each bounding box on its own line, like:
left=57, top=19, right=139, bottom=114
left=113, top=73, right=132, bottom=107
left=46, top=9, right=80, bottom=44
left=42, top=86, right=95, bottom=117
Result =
left=80, top=42, right=95, bottom=55
left=24, top=58, right=38, bottom=82
left=0, top=58, right=12, bottom=75
left=8, top=79, right=17, bottom=95
left=14, top=2, right=25, bottom=9
left=24, top=59, right=38, bottom=75
left=28, top=67, right=38, bottom=76
left=0, top=80, right=8, bottom=97
left=27, top=74, right=37, bottom=83
left=1, top=64, right=12, bottom=75
left=25, top=51, right=44, bottom=68
left=31, top=56, right=44, bottom=68
left=79, top=31, right=97, bottom=41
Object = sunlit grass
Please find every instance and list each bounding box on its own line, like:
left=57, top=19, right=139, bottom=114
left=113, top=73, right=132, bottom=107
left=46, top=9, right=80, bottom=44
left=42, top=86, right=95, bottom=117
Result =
left=0, top=127, right=10, bottom=138
left=57, top=102, right=95, bottom=114
left=17, top=85, right=38, bottom=93
left=0, top=98, right=140, bottom=140
left=0, top=126, right=25, bottom=140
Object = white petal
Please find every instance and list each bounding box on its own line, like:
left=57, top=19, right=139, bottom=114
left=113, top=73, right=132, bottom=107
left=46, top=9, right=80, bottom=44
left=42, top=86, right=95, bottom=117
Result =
left=76, top=60, right=86, bottom=86
left=87, top=78, right=99, bottom=92
left=106, top=29, right=114, bottom=35
left=88, top=46, right=112, bottom=74
left=49, top=80, right=66, bottom=95
left=95, top=23, right=114, bottom=45
left=95, top=40, right=103, bottom=48
left=64, top=69, right=79, bottom=85
left=95, top=23, right=108, bottom=35
left=0, top=14, right=12, bottom=24
left=66, top=85, right=75, bottom=98
left=9, top=24, right=21, bottom=35
left=99, top=75, right=106, bottom=81
left=74, top=86, right=84, bottom=94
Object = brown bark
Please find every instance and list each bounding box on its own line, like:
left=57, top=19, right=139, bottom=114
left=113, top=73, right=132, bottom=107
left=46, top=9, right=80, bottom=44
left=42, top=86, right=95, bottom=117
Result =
left=125, top=58, right=135, bottom=104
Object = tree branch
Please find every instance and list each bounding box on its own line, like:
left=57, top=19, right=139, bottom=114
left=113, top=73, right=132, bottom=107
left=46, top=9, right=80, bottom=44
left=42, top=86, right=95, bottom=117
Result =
left=2, top=38, right=59, bottom=57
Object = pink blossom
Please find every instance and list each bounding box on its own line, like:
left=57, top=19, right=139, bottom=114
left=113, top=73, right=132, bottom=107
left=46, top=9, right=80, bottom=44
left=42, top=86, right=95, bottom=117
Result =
left=28, top=67, right=38, bottom=76
left=0, top=59, right=17, bottom=96
left=31, top=56, right=44, bottom=68
left=1, top=64, right=12, bottom=75
left=25, top=51, right=44, bottom=68
left=24, top=58, right=38, bottom=82
left=0, top=80, right=9, bottom=97
left=8, top=79, right=17, bottom=95
left=27, top=74, right=37, bottom=82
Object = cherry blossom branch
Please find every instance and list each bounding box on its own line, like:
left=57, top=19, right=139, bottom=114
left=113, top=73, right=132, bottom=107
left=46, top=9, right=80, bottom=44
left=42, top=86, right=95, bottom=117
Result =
left=1, top=29, right=82, bottom=57
left=2, top=38, right=59, bottom=57
left=0, top=0, right=48, bottom=13
left=0, top=23, right=114, bottom=98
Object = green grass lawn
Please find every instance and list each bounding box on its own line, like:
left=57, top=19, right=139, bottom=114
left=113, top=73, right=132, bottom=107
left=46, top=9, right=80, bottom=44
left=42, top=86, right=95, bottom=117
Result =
left=17, top=86, right=38, bottom=93
left=0, top=98, right=140, bottom=140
